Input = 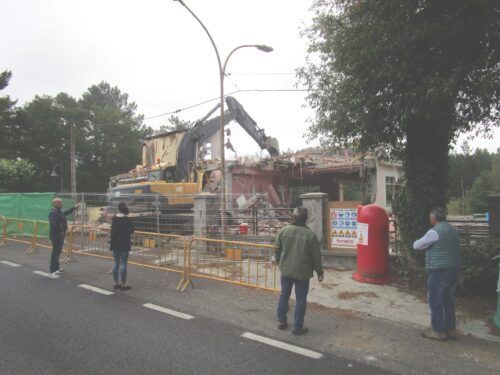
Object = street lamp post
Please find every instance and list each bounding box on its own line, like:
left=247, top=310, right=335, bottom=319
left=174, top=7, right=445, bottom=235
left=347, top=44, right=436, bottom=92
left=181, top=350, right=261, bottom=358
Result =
left=50, top=164, right=64, bottom=193
left=174, top=0, right=273, bottom=233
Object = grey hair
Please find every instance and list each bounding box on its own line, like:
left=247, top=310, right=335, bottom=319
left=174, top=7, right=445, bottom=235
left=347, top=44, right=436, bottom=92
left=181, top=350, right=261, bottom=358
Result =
left=430, top=207, right=447, bottom=222
left=293, top=206, right=308, bottom=225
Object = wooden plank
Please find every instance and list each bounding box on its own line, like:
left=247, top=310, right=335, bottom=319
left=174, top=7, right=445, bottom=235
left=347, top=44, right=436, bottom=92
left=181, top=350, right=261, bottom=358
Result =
left=268, top=185, right=282, bottom=206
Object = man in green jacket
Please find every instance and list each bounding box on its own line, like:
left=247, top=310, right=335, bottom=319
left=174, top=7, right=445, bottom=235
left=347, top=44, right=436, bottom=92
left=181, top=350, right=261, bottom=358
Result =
left=275, top=206, right=324, bottom=335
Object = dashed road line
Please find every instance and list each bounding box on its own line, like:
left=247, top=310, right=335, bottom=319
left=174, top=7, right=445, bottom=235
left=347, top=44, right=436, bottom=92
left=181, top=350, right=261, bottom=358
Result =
left=241, top=332, right=323, bottom=359
left=0, top=261, right=21, bottom=267
left=143, top=303, right=194, bottom=320
left=78, top=284, right=114, bottom=296
left=33, top=270, right=59, bottom=279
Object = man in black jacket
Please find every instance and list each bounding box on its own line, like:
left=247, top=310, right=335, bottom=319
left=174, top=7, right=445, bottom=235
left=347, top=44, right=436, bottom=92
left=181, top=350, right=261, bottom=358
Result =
left=49, top=198, right=79, bottom=276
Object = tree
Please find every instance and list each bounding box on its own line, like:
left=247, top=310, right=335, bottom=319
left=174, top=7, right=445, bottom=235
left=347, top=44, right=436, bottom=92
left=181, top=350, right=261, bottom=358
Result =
left=300, top=1, right=500, bottom=276
left=447, top=145, right=493, bottom=213
left=8, top=82, right=152, bottom=193
left=0, top=159, right=35, bottom=193
left=156, top=115, right=194, bottom=134
left=12, top=92, right=91, bottom=192
left=448, top=146, right=492, bottom=199
left=0, top=71, right=18, bottom=158
left=469, top=149, right=500, bottom=212
left=77, top=82, right=152, bottom=191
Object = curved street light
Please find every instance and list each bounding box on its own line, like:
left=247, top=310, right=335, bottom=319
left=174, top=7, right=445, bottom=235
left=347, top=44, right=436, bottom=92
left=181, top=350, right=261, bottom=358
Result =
left=50, top=164, right=64, bottom=193
left=173, top=0, right=273, bottom=233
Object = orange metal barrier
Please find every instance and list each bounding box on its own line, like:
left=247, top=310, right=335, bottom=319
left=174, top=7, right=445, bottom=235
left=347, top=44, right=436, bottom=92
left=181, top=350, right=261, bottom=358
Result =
left=1, top=218, right=37, bottom=252
left=68, top=225, right=187, bottom=275
left=22, top=221, right=73, bottom=261
left=33, top=220, right=51, bottom=250
left=0, top=216, right=279, bottom=294
left=0, top=216, right=5, bottom=245
left=179, top=237, right=277, bottom=292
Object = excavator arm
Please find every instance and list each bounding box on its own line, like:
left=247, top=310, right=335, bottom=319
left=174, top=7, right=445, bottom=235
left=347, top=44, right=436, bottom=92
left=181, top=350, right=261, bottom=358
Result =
left=175, top=96, right=279, bottom=181
left=225, top=96, right=280, bottom=157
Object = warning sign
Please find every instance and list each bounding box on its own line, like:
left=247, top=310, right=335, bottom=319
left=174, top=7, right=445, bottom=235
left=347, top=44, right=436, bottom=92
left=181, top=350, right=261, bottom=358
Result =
left=357, top=222, right=369, bottom=246
left=330, top=207, right=358, bottom=247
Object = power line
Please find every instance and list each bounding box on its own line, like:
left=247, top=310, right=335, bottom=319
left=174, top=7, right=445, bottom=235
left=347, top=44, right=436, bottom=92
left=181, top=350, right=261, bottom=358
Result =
left=144, top=88, right=307, bottom=120
left=225, top=74, right=241, bottom=91
left=144, top=90, right=239, bottom=120
left=227, top=72, right=296, bottom=76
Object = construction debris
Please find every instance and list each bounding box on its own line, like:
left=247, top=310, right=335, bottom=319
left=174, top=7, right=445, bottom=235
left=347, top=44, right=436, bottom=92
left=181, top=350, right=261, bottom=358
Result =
left=234, top=147, right=363, bottom=172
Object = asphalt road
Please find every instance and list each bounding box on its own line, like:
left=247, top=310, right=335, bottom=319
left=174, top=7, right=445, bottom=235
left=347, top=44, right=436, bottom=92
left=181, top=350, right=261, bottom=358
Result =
left=0, top=257, right=389, bottom=375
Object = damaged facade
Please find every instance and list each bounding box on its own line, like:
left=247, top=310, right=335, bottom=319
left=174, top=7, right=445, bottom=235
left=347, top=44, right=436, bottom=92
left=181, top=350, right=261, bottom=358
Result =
left=204, top=148, right=403, bottom=211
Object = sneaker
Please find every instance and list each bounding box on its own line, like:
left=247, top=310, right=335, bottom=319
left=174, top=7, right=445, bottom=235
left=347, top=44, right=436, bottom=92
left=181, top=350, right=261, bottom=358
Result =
left=51, top=271, right=61, bottom=278
left=292, top=327, right=309, bottom=335
left=120, top=285, right=132, bottom=291
left=113, top=284, right=121, bottom=290
left=421, top=328, right=447, bottom=341
left=278, top=322, right=288, bottom=330
left=447, top=329, right=459, bottom=340
left=57, top=268, right=65, bottom=273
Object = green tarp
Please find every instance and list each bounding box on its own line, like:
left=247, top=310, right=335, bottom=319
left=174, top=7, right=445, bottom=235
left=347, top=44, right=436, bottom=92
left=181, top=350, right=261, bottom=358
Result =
left=0, top=193, right=74, bottom=236
left=0, top=193, right=56, bottom=221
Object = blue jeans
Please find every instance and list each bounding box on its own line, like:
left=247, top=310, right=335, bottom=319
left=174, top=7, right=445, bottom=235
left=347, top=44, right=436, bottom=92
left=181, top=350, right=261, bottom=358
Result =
left=277, top=275, right=310, bottom=330
left=113, top=251, right=129, bottom=285
left=50, top=235, right=64, bottom=273
left=427, top=268, right=460, bottom=333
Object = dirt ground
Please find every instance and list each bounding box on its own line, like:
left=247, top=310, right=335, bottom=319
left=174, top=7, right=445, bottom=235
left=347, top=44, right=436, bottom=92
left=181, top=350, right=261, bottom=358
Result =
left=303, top=267, right=500, bottom=342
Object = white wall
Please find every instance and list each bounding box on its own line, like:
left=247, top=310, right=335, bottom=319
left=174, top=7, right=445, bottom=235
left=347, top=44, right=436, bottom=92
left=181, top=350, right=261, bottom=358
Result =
left=374, top=160, right=404, bottom=210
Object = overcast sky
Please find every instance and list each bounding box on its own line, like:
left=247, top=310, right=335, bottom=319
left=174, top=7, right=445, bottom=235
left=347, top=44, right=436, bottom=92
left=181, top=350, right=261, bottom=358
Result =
left=1, top=0, right=498, bottom=158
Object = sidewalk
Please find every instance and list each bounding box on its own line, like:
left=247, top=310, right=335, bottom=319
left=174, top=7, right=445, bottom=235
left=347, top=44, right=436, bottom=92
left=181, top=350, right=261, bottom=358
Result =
left=1, top=243, right=499, bottom=375
left=307, top=268, right=500, bottom=343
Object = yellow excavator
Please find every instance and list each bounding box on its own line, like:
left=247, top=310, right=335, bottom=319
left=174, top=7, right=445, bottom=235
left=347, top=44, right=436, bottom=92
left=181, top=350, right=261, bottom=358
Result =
left=108, top=96, right=279, bottom=214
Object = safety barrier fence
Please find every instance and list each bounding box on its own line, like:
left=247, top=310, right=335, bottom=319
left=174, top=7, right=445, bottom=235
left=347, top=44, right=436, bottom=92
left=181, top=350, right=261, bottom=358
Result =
left=178, top=237, right=277, bottom=292
left=1, top=217, right=37, bottom=252
left=0, top=216, right=4, bottom=245
left=66, top=225, right=187, bottom=276
left=1, top=217, right=278, bottom=292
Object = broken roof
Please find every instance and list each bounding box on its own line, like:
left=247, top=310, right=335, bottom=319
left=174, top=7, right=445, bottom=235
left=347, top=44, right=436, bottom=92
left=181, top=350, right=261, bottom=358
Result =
left=231, top=147, right=364, bottom=173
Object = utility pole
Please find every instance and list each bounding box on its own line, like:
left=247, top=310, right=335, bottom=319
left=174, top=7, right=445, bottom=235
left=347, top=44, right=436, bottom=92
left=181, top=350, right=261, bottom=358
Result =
left=70, top=122, right=77, bottom=196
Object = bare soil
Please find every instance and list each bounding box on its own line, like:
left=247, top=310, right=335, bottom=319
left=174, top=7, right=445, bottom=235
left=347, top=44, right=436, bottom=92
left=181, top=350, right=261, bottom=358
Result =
left=337, top=291, right=379, bottom=300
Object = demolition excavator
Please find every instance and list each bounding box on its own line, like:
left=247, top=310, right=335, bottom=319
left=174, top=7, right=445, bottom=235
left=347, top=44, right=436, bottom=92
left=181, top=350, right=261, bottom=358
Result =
left=108, top=96, right=279, bottom=213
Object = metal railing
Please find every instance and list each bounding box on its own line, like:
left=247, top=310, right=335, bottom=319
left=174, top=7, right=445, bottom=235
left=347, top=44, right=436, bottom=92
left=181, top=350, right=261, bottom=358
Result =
left=448, top=219, right=491, bottom=238
left=179, top=237, right=277, bottom=292
left=1, top=215, right=279, bottom=292
left=0, top=216, right=4, bottom=245
left=67, top=225, right=187, bottom=275
left=1, top=218, right=37, bottom=252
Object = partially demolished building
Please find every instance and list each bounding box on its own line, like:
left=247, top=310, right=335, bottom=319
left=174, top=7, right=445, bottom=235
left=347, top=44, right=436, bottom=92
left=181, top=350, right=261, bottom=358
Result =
left=204, top=148, right=403, bottom=211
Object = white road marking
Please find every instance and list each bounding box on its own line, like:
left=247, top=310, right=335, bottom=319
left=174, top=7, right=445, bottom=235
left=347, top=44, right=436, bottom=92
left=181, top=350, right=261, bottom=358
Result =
left=1, top=261, right=21, bottom=267
left=142, top=303, right=194, bottom=320
left=33, top=270, right=59, bottom=279
left=241, top=332, right=323, bottom=359
left=78, top=284, right=114, bottom=296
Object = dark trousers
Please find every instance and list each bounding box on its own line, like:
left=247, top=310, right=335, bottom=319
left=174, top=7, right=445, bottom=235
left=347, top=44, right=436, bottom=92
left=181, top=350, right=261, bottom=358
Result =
left=113, top=251, right=129, bottom=284
left=427, top=268, right=460, bottom=332
left=50, top=235, right=64, bottom=273
left=277, top=275, right=310, bottom=329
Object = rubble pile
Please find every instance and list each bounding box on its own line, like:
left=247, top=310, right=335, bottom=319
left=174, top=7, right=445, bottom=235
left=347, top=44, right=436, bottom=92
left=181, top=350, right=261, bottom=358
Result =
left=230, top=206, right=291, bottom=236
left=236, top=147, right=362, bottom=171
